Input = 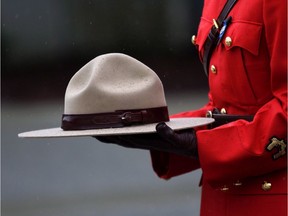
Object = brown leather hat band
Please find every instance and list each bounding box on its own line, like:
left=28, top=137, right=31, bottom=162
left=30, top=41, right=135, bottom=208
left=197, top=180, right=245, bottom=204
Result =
left=61, top=106, right=169, bottom=130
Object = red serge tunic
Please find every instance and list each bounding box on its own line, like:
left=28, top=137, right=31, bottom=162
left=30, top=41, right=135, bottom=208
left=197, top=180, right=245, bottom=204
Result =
left=150, top=0, right=287, bottom=215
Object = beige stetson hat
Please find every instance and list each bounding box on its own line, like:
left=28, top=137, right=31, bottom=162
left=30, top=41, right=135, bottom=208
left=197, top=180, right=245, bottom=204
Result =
left=18, top=53, right=214, bottom=138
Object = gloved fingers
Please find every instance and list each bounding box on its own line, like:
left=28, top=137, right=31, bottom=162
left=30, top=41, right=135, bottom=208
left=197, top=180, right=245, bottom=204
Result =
left=156, top=122, right=178, bottom=143
left=93, top=135, right=156, bottom=150
left=116, top=134, right=160, bottom=150
left=93, top=135, right=135, bottom=147
left=93, top=136, right=122, bottom=144
left=113, top=135, right=145, bottom=148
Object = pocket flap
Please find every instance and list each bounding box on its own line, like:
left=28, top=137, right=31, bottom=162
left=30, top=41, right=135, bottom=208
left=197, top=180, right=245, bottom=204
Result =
left=222, top=21, right=263, bottom=55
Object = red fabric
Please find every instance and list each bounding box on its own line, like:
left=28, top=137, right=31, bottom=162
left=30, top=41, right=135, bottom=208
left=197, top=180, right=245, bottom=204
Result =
left=200, top=169, right=287, bottom=216
left=150, top=0, right=287, bottom=215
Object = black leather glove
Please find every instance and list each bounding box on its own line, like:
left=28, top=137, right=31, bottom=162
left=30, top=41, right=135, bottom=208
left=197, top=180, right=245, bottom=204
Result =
left=94, top=122, right=198, bottom=158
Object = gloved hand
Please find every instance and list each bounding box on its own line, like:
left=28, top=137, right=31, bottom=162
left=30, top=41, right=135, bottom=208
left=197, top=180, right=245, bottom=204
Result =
left=94, top=122, right=198, bottom=158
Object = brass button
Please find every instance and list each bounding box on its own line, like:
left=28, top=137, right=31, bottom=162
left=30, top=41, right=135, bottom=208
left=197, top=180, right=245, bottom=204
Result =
left=262, top=181, right=272, bottom=191
left=210, top=65, right=217, bottom=74
left=233, top=180, right=242, bottom=186
left=191, top=35, right=197, bottom=45
left=220, top=108, right=227, bottom=114
left=225, top=36, right=232, bottom=47
left=206, top=110, right=213, bottom=118
left=220, top=185, right=229, bottom=191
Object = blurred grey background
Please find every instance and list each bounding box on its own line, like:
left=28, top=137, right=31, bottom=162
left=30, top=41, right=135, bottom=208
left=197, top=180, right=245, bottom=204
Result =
left=2, top=0, right=210, bottom=215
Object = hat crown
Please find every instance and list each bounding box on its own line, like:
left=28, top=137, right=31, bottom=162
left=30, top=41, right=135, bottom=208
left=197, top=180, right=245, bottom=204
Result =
left=64, top=53, right=167, bottom=114
left=18, top=53, right=214, bottom=138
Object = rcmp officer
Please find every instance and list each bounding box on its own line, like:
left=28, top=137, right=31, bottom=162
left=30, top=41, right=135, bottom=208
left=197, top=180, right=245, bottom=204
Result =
left=97, top=0, right=287, bottom=215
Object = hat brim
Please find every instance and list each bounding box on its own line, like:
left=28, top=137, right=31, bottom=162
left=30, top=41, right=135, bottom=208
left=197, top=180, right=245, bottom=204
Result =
left=18, top=117, right=214, bottom=138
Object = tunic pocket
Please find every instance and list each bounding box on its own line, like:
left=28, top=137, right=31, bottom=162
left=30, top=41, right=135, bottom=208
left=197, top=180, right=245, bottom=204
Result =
left=208, top=20, right=265, bottom=109
left=220, top=20, right=262, bottom=55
